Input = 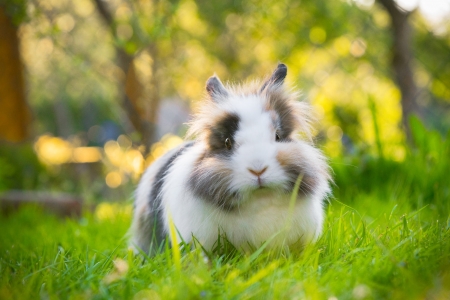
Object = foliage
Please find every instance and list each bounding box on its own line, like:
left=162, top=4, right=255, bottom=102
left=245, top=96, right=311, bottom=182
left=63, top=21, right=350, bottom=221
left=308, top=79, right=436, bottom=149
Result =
left=333, top=117, right=450, bottom=217
left=0, top=140, right=134, bottom=201
left=18, top=0, right=449, bottom=157
left=0, top=143, right=44, bottom=192
left=413, top=17, right=450, bottom=118
left=0, top=0, right=27, bottom=24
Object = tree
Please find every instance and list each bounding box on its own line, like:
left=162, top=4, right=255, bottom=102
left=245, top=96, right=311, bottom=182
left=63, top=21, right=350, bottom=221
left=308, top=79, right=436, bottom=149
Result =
left=0, top=3, right=31, bottom=142
left=377, top=0, right=423, bottom=140
left=93, top=0, right=156, bottom=153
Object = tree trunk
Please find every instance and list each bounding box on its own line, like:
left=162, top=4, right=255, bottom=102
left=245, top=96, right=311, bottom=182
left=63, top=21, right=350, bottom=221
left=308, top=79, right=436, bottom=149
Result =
left=93, top=0, right=157, bottom=153
left=377, top=0, right=423, bottom=141
left=0, top=6, right=31, bottom=142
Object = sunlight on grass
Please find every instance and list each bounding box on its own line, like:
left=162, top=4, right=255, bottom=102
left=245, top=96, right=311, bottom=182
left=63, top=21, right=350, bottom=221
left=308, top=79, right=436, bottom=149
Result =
left=168, top=213, right=182, bottom=272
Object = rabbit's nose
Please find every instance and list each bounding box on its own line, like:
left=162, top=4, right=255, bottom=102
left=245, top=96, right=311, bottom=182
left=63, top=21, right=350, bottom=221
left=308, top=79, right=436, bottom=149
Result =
left=248, top=166, right=268, bottom=177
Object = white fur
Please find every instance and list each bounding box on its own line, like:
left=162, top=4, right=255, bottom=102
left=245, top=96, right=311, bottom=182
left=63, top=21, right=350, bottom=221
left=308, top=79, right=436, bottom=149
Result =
left=160, top=142, right=328, bottom=251
left=130, top=73, right=331, bottom=253
left=129, top=146, right=182, bottom=252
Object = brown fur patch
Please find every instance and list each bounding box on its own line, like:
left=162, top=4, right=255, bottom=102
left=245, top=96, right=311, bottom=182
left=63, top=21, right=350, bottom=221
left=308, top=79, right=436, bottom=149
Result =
left=266, top=90, right=297, bottom=141
left=276, top=149, right=292, bottom=167
left=276, top=143, right=330, bottom=196
left=205, top=112, right=240, bottom=153
left=188, top=153, right=238, bottom=211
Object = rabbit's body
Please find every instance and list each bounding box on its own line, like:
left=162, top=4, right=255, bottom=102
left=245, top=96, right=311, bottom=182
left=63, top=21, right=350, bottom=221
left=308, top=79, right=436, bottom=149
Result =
left=130, top=64, right=331, bottom=254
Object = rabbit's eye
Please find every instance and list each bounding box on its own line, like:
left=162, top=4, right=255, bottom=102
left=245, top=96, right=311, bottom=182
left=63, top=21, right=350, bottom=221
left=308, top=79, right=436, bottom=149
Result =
left=275, top=132, right=281, bottom=142
left=225, top=138, right=232, bottom=150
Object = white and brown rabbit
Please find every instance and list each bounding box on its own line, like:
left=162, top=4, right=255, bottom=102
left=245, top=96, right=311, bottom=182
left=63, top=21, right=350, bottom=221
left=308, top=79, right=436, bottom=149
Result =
left=130, top=64, right=331, bottom=254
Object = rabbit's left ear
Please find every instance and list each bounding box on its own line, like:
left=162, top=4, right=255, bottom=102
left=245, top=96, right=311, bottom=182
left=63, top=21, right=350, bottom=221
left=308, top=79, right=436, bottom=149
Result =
left=260, top=63, right=287, bottom=92
left=206, top=75, right=228, bottom=101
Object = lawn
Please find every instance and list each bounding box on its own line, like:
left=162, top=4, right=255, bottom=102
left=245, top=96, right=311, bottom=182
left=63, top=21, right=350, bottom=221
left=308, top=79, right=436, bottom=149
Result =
left=1, top=124, right=450, bottom=299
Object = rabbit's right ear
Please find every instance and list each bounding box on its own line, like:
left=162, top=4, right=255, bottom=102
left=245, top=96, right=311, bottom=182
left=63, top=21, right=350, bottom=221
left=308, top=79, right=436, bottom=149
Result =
left=260, top=63, right=287, bottom=93
left=206, top=75, right=228, bottom=101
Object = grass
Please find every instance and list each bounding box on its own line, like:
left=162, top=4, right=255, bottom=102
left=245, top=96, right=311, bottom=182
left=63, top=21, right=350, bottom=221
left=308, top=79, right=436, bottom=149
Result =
left=1, top=186, right=449, bottom=299
left=1, top=121, right=450, bottom=299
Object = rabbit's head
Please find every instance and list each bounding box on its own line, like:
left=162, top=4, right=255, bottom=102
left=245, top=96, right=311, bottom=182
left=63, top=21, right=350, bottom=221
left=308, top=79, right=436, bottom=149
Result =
left=187, top=64, right=330, bottom=210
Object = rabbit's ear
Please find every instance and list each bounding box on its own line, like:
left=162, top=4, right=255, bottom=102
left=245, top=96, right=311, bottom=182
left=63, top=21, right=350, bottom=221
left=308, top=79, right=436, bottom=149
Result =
left=260, top=63, right=287, bottom=93
left=206, top=75, right=228, bottom=101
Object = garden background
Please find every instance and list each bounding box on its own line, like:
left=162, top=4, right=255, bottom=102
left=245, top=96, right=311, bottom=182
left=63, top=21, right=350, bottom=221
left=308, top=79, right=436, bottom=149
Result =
left=1, top=0, right=450, bottom=299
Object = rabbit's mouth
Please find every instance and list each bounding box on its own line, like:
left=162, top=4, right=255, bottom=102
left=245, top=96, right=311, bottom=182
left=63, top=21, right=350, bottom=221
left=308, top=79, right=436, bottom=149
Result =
left=242, top=182, right=284, bottom=196
left=218, top=180, right=308, bottom=212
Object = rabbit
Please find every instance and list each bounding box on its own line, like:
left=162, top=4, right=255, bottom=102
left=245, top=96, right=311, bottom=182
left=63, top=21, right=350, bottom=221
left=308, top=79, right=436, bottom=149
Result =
left=129, top=63, right=331, bottom=255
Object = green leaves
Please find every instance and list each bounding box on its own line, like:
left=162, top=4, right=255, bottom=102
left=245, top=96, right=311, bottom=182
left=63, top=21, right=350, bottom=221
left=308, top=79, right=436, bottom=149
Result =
left=0, top=0, right=28, bottom=25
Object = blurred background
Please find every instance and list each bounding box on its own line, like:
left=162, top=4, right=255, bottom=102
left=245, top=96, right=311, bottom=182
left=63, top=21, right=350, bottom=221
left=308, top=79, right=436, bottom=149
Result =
left=0, top=0, right=449, bottom=209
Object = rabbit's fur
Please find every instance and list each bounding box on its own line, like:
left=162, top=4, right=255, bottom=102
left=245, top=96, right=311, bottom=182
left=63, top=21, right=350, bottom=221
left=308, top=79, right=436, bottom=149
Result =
left=130, top=64, right=331, bottom=254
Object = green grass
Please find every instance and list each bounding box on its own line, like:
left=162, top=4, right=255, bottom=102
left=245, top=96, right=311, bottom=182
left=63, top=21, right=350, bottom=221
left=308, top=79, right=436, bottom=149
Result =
left=1, top=191, right=449, bottom=299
